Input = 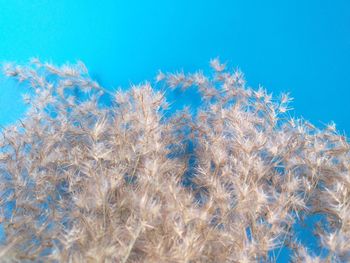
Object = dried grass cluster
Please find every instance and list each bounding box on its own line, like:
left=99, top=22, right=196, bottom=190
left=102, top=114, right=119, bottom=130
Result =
left=0, top=59, right=349, bottom=262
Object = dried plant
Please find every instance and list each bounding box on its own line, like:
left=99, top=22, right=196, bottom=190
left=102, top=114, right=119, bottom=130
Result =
left=0, top=58, right=349, bottom=262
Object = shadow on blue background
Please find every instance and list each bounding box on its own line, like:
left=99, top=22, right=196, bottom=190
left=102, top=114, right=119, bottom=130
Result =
left=0, top=1, right=349, bottom=261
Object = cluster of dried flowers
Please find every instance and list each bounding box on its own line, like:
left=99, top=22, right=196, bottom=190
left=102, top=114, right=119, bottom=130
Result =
left=0, top=58, right=349, bottom=262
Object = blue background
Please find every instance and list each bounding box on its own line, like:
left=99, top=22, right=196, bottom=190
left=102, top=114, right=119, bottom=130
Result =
left=0, top=0, right=349, bottom=261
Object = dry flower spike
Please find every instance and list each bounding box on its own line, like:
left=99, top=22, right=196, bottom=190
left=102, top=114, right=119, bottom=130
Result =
left=0, top=59, right=349, bottom=262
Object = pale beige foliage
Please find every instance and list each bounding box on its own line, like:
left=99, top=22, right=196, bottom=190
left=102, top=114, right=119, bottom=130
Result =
left=0, top=59, right=349, bottom=262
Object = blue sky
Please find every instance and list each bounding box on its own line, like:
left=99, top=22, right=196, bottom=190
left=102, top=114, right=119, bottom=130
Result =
left=0, top=0, right=349, bottom=261
left=0, top=0, right=349, bottom=134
